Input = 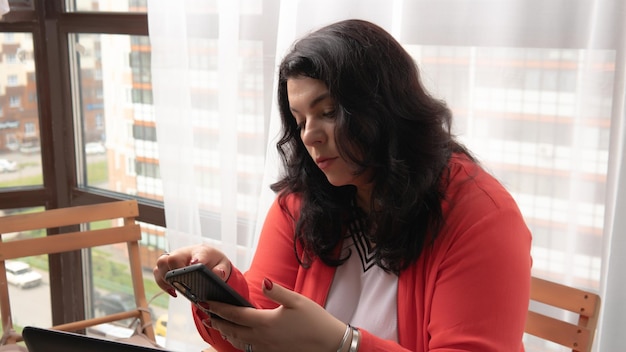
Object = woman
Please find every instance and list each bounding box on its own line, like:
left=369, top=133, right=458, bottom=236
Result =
left=154, top=19, right=532, bottom=352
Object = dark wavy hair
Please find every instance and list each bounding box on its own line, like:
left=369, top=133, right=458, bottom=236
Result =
left=270, top=19, right=472, bottom=274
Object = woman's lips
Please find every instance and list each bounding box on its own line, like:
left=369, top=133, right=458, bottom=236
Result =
left=316, top=157, right=336, bottom=170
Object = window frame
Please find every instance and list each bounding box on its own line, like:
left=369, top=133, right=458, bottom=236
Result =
left=0, top=0, right=164, bottom=327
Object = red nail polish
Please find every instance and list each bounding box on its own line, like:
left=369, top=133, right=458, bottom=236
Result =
left=263, top=277, right=273, bottom=290
left=167, top=288, right=177, bottom=297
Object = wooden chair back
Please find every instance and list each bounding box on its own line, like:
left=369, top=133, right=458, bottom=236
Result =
left=0, top=200, right=155, bottom=345
left=525, top=276, right=601, bottom=352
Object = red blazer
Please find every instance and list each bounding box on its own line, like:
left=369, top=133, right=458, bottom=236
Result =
left=194, top=154, right=532, bottom=352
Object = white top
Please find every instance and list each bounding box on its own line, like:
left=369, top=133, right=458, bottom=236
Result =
left=324, top=233, right=399, bottom=342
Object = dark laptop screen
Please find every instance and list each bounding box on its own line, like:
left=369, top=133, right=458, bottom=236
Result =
left=22, top=326, right=172, bottom=352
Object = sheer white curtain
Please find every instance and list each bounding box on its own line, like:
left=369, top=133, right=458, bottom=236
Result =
left=0, top=0, right=9, bottom=18
left=147, top=0, right=625, bottom=351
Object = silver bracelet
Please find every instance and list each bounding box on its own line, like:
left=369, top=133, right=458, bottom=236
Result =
left=349, top=326, right=360, bottom=352
left=336, top=324, right=351, bottom=352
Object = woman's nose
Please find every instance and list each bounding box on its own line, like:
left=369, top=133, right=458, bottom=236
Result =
left=301, top=120, right=325, bottom=146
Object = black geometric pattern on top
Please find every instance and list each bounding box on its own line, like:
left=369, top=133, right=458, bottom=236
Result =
left=347, top=214, right=377, bottom=272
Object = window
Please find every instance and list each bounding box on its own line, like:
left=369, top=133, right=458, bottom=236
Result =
left=95, top=113, right=103, bottom=128
left=7, top=75, right=18, bottom=86
left=24, top=122, right=35, bottom=136
left=69, top=33, right=162, bottom=203
left=9, top=96, right=21, bottom=107
left=135, top=160, right=160, bottom=179
left=0, top=2, right=163, bottom=338
left=66, top=0, right=148, bottom=12
left=405, top=44, right=613, bottom=291
left=6, top=53, right=17, bottom=63
left=133, top=125, right=157, bottom=142
left=129, top=51, right=151, bottom=83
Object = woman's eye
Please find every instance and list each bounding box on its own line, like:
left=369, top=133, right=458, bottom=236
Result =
left=322, top=110, right=336, bottom=118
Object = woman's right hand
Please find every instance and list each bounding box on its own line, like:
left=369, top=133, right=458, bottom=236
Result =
left=152, top=244, right=232, bottom=297
left=207, top=278, right=348, bottom=352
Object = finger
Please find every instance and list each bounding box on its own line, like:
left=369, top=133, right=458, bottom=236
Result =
left=165, top=249, right=194, bottom=269
left=211, top=260, right=231, bottom=281
left=189, top=245, right=231, bottom=281
left=153, top=253, right=186, bottom=297
left=209, top=314, right=252, bottom=350
left=261, top=277, right=302, bottom=309
left=153, top=246, right=197, bottom=296
left=206, top=301, right=257, bottom=327
left=154, top=246, right=194, bottom=272
left=152, top=265, right=177, bottom=297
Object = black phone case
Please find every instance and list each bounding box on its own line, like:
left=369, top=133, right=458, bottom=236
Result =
left=164, top=263, right=254, bottom=308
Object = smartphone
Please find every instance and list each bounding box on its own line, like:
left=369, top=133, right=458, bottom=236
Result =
left=165, top=263, right=254, bottom=308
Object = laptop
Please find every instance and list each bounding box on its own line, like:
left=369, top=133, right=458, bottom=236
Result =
left=22, top=326, right=174, bottom=352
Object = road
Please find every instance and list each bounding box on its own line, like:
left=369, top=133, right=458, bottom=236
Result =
left=7, top=267, right=52, bottom=328
left=7, top=267, right=167, bottom=331
left=0, top=151, right=106, bottom=183
left=0, top=151, right=43, bottom=183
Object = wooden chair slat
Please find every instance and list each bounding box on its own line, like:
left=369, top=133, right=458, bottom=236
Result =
left=0, top=200, right=139, bottom=234
left=525, top=310, right=591, bottom=350
left=525, top=276, right=601, bottom=352
left=531, top=276, right=599, bottom=317
left=0, top=225, right=141, bottom=260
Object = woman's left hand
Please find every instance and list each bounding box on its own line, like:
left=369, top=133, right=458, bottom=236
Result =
left=207, top=278, right=347, bottom=352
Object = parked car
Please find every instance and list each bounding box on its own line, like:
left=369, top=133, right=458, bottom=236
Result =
left=18, top=143, right=40, bottom=154
left=93, top=292, right=156, bottom=326
left=5, top=260, right=43, bottom=289
left=0, top=159, right=17, bottom=173
left=85, top=142, right=106, bottom=155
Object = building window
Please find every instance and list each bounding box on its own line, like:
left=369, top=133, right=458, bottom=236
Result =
left=131, top=88, right=153, bottom=104
left=129, top=51, right=151, bottom=83
left=9, top=96, right=21, bottom=107
left=135, top=160, right=160, bottom=179
left=7, top=75, right=18, bottom=86
left=132, top=124, right=157, bottom=142
left=24, top=122, right=36, bottom=137
left=95, top=113, right=103, bottom=129
left=6, top=53, right=17, bottom=64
